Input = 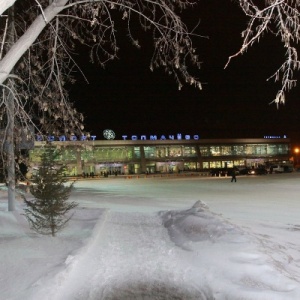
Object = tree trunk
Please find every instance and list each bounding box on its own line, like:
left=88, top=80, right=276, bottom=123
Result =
left=0, top=0, right=16, bottom=16
left=6, top=5, right=16, bottom=211
left=51, top=215, right=55, bottom=237
left=7, top=85, right=15, bottom=211
left=0, top=0, right=69, bottom=85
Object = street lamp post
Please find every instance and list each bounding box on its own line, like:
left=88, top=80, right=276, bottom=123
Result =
left=294, top=148, right=299, bottom=168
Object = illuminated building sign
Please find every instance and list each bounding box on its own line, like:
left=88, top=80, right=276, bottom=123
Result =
left=35, top=132, right=200, bottom=141
left=264, top=135, right=287, bottom=139
left=34, top=133, right=288, bottom=142
left=122, top=134, right=200, bottom=141
left=103, top=129, right=116, bottom=140
left=36, top=135, right=97, bottom=142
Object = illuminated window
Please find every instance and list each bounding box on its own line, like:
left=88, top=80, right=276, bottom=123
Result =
left=155, top=147, right=166, bottom=158
left=199, top=147, right=209, bottom=156
left=245, top=145, right=254, bottom=155
left=233, top=160, right=245, bottom=166
left=210, top=161, right=222, bottom=168
left=210, top=146, right=221, bottom=156
left=221, top=146, right=232, bottom=156
left=183, top=162, right=197, bottom=170
left=233, top=145, right=244, bottom=155
left=144, top=147, right=156, bottom=158
left=203, top=162, right=209, bottom=169
left=223, top=161, right=233, bottom=168
left=168, top=146, right=182, bottom=157
left=183, top=146, right=196, bottom=157
left=134, top=147, right=140, bottom=159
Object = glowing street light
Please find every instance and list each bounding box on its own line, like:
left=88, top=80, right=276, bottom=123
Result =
left=294, top=148, right=300, bottom=166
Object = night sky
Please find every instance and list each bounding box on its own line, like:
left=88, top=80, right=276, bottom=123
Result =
left=69, top=1, right=300, bottom=143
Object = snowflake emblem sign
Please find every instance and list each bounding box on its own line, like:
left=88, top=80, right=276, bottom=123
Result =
left=103, top=129, right=116, bottom=140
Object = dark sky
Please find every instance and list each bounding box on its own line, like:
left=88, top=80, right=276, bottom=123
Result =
left=69, top=1, right=300, bottom=143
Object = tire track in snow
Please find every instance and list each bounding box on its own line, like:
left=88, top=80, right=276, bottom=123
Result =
left=46, top=211, right=210, bottom=299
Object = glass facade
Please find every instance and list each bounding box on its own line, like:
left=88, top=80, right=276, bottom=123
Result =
left=139, top=146, right=197, bottom=159
left=93, top=147, right=133, bottom=161
left=200, top=144, right=289, bottom=157
left=28, top=138, right=291, bottom=176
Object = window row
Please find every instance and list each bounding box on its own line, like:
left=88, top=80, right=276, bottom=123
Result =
left=200, top=144, right=289, bottom=157
left=29, top=143, right=289, bottom=163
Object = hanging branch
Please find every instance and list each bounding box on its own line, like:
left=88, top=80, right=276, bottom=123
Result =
left=0, top=0, right=202, bottom=141
left=227, top=0, right=300, bottom=106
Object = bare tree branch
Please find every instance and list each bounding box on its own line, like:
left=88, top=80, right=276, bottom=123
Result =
left=0, top=0, right=202, bottom=142
left=0, top=0, right=68, bottom=85
left=0, top=0, right=17, bottom=16
left=228, top=0, right=300, bottom=105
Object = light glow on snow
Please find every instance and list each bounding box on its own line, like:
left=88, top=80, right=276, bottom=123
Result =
left=1, top=173, right=300, bottom=299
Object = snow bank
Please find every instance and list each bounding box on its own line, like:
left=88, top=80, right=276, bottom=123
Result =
left=160, top=200, right=240, bottom=250
left=160, top=200, right=300, bottom=299
left=1, top=175, right=300, bottom=299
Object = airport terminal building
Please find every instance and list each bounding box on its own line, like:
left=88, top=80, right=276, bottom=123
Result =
left=29, top=134, right=292, bottom=176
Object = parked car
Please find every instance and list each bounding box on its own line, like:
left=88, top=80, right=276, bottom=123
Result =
left=238, top=168, right=251, bottom=175
left=248, top=168, right=268, bottom=175
left=270, top=165, right=284, bottom=173
left=269, top=164, right=293, bottom=173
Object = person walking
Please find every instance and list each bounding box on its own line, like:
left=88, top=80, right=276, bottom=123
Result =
left=231, top=168, right=237, bottom=182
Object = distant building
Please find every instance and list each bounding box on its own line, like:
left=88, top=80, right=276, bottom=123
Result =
left=28, top=137, right=291, bottom=176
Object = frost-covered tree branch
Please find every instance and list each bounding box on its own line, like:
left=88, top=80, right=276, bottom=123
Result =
left=0, top=0, right=202, bottom=139
left=0, top=0, right=16, bottom=16
left=0, top=0, right=202, bottom=210
left=0, top=0, right=68, bottom=85
left=228, top=0, right=300, bottom=105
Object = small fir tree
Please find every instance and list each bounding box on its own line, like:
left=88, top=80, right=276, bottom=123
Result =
left=23, top=145, right=77, bottom=236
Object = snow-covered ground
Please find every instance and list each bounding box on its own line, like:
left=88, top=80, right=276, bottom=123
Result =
left=1, top=173, right=300, bottom=299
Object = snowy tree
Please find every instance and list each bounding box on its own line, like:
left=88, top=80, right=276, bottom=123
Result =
left=0, top=0, right=202, bottom=101
left=0, top=0, right=202, bottom=210
left=226, top=0, right=300, bottom=105
left=23, top=144, right=77, bottom=237
left=1, top=0, right=300, bottom=211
